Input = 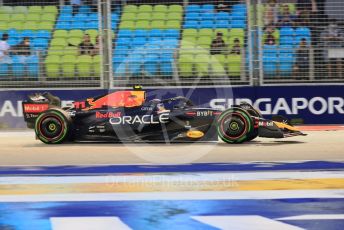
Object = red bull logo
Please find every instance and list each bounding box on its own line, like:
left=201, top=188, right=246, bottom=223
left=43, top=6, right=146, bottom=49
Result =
left=95, top=111, right=121, bottom=119
left=83, top=91, right=146, bottom=110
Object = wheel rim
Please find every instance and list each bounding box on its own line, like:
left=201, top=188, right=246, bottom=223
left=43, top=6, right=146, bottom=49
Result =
left=220, top=112, right=248, bottom=140
left=38, top=114, right=64, bottom=141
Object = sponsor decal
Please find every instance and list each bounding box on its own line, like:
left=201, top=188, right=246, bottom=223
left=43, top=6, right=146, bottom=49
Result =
left=23, top=103, right=49, bottom=113
left=186, top=130, right=204, bottom=139
left=210, top=97, right=344, bottom=115
left=95, top=111, right=121, bottom=119
left=258, top=121, right=274, bottom=127
left=109, top=113, right=169, bottom=125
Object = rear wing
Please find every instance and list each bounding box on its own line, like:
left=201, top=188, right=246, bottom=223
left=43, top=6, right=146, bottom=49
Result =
left=22, top=92, right=61, bottom=128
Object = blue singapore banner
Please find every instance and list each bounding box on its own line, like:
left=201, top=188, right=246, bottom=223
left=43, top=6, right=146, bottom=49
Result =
left=0, top=85, right=343, bottom=128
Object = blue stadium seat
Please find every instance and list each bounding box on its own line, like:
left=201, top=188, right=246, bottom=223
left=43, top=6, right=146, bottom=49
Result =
left=263, top=45, right=278, bottom=57
left=184, top=21, right=199, bottom=29
left=216, top=12, right=230, bottom=21
left=200, top=20, right=214, bottom=28
left=88, top=13, right=98, bottom=22
left=11, top=56, right=25, bottom=77
left=36, top=30, right=50, bottom=39
left=185, top=13, right=199, bottom=21
left=8, top=38, right=19, bottom=46
left=87, top=21, right=98, bottom=30
left=128, top=54, right=142, bottom=75
left=202, top=13, right=215, bottom=20
left=27, top=55, right=39, bottom=77
left=280, top=27, right=294, bottom=37
left=263, top=56, right=277, bottom=76
left=60, top=5, right=72, bottom=15
left=164, top=29, right=179, bottom=39
left=231, top=20, right=246, bottom=28
left=279, top=54, right=294, bottom=76
left=216, top=20, right=230, bottom=28
left=202, top=4, right=215, bottom=12
left=118, top=30, right=132, bottom=38
left=134, top=30, right=148, bottom=38
left=111, top=13, right=119, bottom=21
left=295, top=27, right=311, bottom=37
left=32, top=38, right=49, bottom=50
left=78, top=5, right=91, bottom=14
left=150, top=29, right=163, bottom=38
left=56, top=21, right=71, bottom=30
left=74, top=14, right=88, bottom=22
left=0, top=63, right=9, bottom=76
left=117, top=38, right=131, bottom=47
left=231, top=12, right=246, bottom=20
left=279, top=36, right=295, bottom=46
left=186, top=5, right=201, bottom=13
left=144, top=54, right=159, bottom=76
left=132, top=38, right=147, bottom=48
left=21, top=30, right=34, bottom=38
left=232, top=4, right=247, bottom=11
left=71, top=21, right=86, bottom=30
left=279, top=45, right=294, bottom=55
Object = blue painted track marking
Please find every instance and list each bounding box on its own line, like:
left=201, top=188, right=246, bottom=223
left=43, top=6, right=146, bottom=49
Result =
left=0, top=161, right=343, bottom=176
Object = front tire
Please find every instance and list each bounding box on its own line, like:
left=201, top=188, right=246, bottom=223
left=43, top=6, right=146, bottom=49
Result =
left=35, top=108, right=72, bottom=144
left=217, top=108, right=253, bottom=144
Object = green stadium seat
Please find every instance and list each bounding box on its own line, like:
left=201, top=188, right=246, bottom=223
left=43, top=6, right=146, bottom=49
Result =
left=169, top=5, right=183, bottom=13
left=51, top=38, right=67, bottom=48
left=229, top=29, right=245, bottom=38
left=45, top=55, right=61, bottom=78
left=154, top=5, right=167, bottom=13
left=54, top=30, right=68, bottom=38
left=38, top=21, right=53, bottom=31
left=121, top=12, right=136, bottom=21
left=227, top=54, right=241, bottom=76
left=195, top=54, right=210, bottom=77
left=136, top=13, right=151, bottom=21
left=167, top=12, right=182, bottom=21
left=85, top=29, right=98, bottom=39
left=210, top=54, right=226, bottom=76
left=178, top=54, right=194, bottom=77
left=152, top=12, right=166, bottom=21
left=199, top=29, right=214, bottom=38
left=180, top=43, right=196, bottom=55
left=120, top=21, right=135, bottom=29
left=183, top=36, right=197, bottom=44
left=28, top=6, right=42, bottom=14
left=123, top=5, right=137, bottom=13
left=63, top=46, right=78, bottom=56
left=13, top=6, right=27, bottom=14
left=0, top=23, right=8, bottom=30
left=138, top=5, right=153, bottom=13
left=48, top=47, right=65, bottom=56
left=0, top=14, right=10, bottom=22
left=93, top=55, right=101, bottom=76
left=69, top=30, right=84, bottom=38
left=197, top=36, right=212, bottom=49
left=183, top=29, right=197, bottom=37
left=77, top=55, right=92, bottom=77
left=67, top=37, right=82, bottom=46
left=41, top=13, right=56, bottom=22
left=11, top=13, right=26, bottom=21
left=0, top=6, right=13, bottom=14
left=43, top=6, right=58, bottom=15
left=8, top=21, right=23, bottom=30
left=61, top=54, right=76, bottom=77
left=165, top=20, right=181, bottom=29
left=150, top=20, right=164, bottom=29
left=136, top=20, right=150, bottom=29
left=26, top=14, right=40, bottom=21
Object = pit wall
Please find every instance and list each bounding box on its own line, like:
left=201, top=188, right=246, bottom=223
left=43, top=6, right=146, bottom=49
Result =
left=1, top=85, right=343, bottom=128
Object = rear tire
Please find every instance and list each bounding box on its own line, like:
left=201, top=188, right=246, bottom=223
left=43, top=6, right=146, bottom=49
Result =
left=35, top=108, right=72, bottom=144
left=217, top=108, right=253, bottom=144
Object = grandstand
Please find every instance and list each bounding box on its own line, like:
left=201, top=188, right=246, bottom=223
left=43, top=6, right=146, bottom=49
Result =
left=0, top=0, right=343, bottom=88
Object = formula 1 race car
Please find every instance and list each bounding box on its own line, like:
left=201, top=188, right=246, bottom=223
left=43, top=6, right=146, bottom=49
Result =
left=22, top=87, right=306, bottom=144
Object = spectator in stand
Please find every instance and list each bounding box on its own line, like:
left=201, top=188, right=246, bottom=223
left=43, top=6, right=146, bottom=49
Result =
left=71, top=0, right=82, bottom=16
left=278, top=4, right=295, bottom=28
left=0, top=34, right=11, bottom=64
left=210, top=32, right=227, bottom=55
left=264, top=34, right=276, bottom=45
left=294, top=38, right=310, bottom=79
left=11, top=37, right=31, bottom=63
left=78, top=34, right=94, bottom=55
left=320, top=21, right=344, bottom=78
left=92, top=35, right=100, bottom=56
left=230, top=38, right=241, bottom=55
left=264, top=24, right=278, bottom=43
left=264, top=0, right=279, bottom=26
